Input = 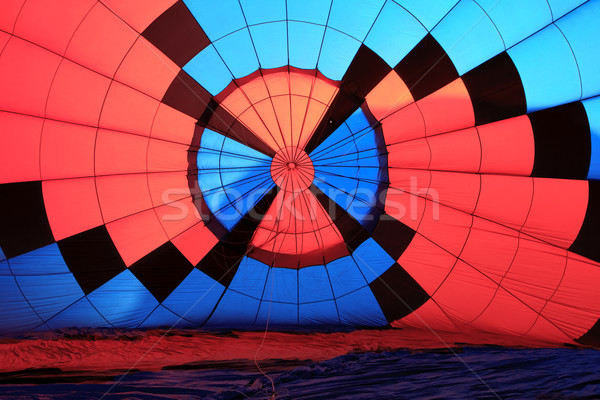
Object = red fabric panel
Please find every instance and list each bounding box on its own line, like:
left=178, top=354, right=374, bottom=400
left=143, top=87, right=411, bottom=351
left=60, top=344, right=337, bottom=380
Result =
left=236, top=107, right=277, bottom=151
left=417, top=78, right=474, bottom=136
left=147, top=139, right=188, bottom=172
left=150, top=104, right=197, bottom=144
left=95, top=129, right=148, bottom=175
left=96, top=174, right=153, bottom=223
left=250, top=189, right=347, bottom=268
left=289, top=72, right=312, bottom=97
left=387, top=139, right=430, bottom=170
left=240, top=75, right=269, bottom=104
left=172, top=222, right=219, bottom=265
left=102, top=0, right=177, bottom=33
left=542, top=256, right=600, bottom=339
left=380, top=103, right=425, bottom=145
left=311, top=74, right=338, bottom=105
left=290, top=96, right=310, bottom=147
left=40, top=119, right=96, bottom=180
left=399, top=233, right=457, bottom=294
left=526, top=317, right=572, bottom=344
left=432, top=259, right=498, bottom=325
left=252, top=99, right=281, bottom=147
left=417, top=202, right=472, bottom=257
left=65, top=2, right=138, bottom=77
left=13, top=0, right=95, bottom=55
left=427, top=171, right=480, bottom=214
left=0, top=111, right=42, bottom=184
left=471, top=287, right=539, bottom=335
left=106, top=208, right=169, bottom=266
left=154, top=197, right=201, bottom=239
left=42, top=178, right=103, bottom=241
left=0, top=37, right=61, bottom=116
left=147, top=171, right=190, bottom=206
left=388, top=168, right=431, bottom=191
left=299, top=99, right=328, bottom=149
left=479, top=115, right=534, bottom=176
left=365, top=70, right=413, bottom=121
left=461, top=218, right=518, bottom=278
left=46, top=59, right=111, bottom=126
left=263, top=71, right=288, bottom=97
left=392, top=298, right=456, bottom=331
left=220, top=87, right=252, bottom=116
left=114, top=37, right=179, bottom=100
left=99, top=81, right=160, bottom=136
left=502, top=238, right=566, bottom=313
left=384, top=188, right=425, bottom=231
left=427, top=128, right=481, bottom=173
left=271, top=96, right=292, bottom=146
left=0, top=0, right=25, bottom=32
left=475, top=175, right=533, bottom=231
left=522, top=178, right=588, bottom=248
left=0, top=31, right=11, bottom=53
left=221, top=71, right=339, bottom=153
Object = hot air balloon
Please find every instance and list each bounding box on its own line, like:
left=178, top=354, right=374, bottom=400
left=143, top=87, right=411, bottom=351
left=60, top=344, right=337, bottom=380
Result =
left=1, top=0, right=600, bottom=350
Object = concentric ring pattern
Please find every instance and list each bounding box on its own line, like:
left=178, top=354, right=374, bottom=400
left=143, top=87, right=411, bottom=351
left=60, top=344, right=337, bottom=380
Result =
left=1, top=0, right=600, bottom=346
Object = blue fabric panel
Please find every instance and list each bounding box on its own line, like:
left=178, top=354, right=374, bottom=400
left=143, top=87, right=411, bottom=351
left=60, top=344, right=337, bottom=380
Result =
left=311, top=123, right=355, bottom=159
left=547, top=0, right=587, bottom=19
left=287, top=0, right=332, bottom=25
left=352, top=238, right=395, bottom=283
left=313, top=174, right=359, bottom=205
left=9, top=243, right=72, bottom=276
left=229, top=257, right=270, bottom=298
left=240, top=0, right=286, bottom=25
left=199, top=130, right=272, bottom=167
left=508, top=24, right=581, bottom=112
left=0, top=246, right=5, bottom=261
left=556, top=1, right=600, bottom=99
left=365, top=1, right=427, bottom=67
left=217, top=178, right=273, bottom=230
left=162, top=269, right=225, bottom=324
left=349, top=182, right=380, bottom=223
left=299, top=300, right=340, bottom=325
left=212, top=179, right=273, bottom=231
left=288, top=21, right=325, bottom=70
left=213, top=28, right=259, bottom=79
left=198, top=130, right=274, bottom=231
left=87, top=270, right=159, bottom=328
left=477, top=0, right=552, bottom=49
left=138, top=305, right=194, bottom=329
left=183, top=0, right=246, bottom=41
left=262, top=267, right=298, bottom=304
left=318, top=28, right=361, bottom=81
left=299, top=265, right=334, bottom=303
left=336, top=286, right=387, bottom=326
left=431, top=0, right=505, bottom=75
left=346, top=108, right=371, bottom=132
left=250, top=22, right=288, bottom=69
left=184, top=45, right=232, bottom=96
left=206, top=290, right=260, bottom=327
left=10, top=244, right=85, bottom=321
left=0, top=273, right=43, bottom=333
left=256, top=301, right=298, bottom=326
left=311, top=109, right=382, bottom=226
left=328, top=0, right=385, bottom=41
left=394, top=0, right=458, bottom=31
left=327, top=256, right=367, bottom=297
left=583, top=97, right=600, bottom=180
left=45, top=297, right=107, bottom=330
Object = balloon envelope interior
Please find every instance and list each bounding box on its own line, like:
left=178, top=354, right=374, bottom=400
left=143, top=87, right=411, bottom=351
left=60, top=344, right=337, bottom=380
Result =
left=1, top=0, right=600, bottom=347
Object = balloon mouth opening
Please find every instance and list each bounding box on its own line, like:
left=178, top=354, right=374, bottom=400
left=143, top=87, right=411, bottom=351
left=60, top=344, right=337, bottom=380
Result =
left=270, top=147, right=315, bottom=192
